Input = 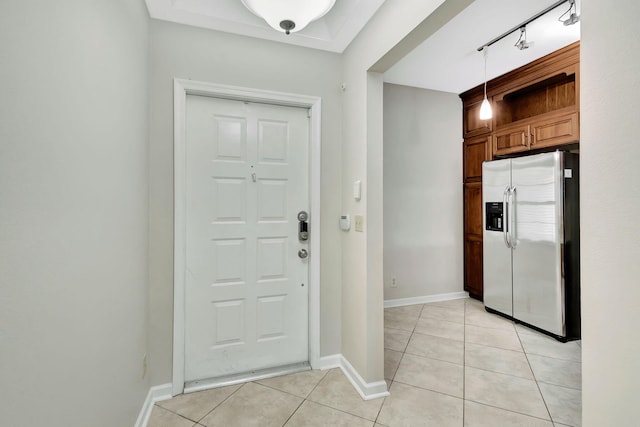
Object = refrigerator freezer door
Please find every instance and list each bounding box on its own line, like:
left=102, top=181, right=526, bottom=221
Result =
left=511, top=152, right=565, bottom=336
left=482, top=159, right=513, bottom=317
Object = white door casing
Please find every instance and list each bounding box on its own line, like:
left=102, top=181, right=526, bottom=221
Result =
left=173, top=79, right=322, bottom=395
left=185, top=95, right=309, bottom=381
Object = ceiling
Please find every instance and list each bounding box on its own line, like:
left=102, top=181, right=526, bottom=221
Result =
left=145, top=0, right=580, bottom=94
left=384, top=0, right=581, bottom=93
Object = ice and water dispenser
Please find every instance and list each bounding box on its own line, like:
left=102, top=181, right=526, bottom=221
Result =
left=485, top=202, right=504, bottom=232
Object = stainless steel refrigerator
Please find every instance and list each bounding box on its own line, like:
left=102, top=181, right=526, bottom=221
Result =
left=482, top=151, right=580, bottom=340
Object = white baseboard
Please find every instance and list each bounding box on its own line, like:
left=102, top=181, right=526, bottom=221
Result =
left=316, top=354, right=342, bottom=370
left=138, top=353, right=388, bottom=424
left=134, top=383, right=172, bottom=427
left=384, top=291, right=469, bottom=308
left=339, top=356, right=390, bottom=400
left=316, top=353, right=390, bottom=401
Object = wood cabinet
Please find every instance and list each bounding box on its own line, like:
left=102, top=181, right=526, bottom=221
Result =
left=464, top=183, right=483, bottom=237
left=459, top=41, right=580, bottom=301
left=463, top=136, right=490, bottom=181
left=492, top=110, right=579, bottom=156
left=493, top=122, right=530, bottom=155
left=463, top=182, right=484, bottom=300
left=530, top=111, right=579, bottom=150
left=492, top=63, right=579, bottom=156
left=464, top=239, right=483, bottom=300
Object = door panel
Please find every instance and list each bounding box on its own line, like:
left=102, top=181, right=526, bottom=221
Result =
left=511, top=153, right=564, bottom=336
left=482, top=159, right=513, bottom=316
left=464, top=183, right=483, bottom=237
left=185, top=95, right=309, bottom=381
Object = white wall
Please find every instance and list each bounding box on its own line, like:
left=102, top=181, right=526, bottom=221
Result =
left=383, top=84, right=463, bottom=301
left=340, top=0, right=471, bottom=384
left=580, top=0, right=640, bottom=424
left=148, top=20, right=344, bottom=385
left=0, top=1, right=150, bottom=426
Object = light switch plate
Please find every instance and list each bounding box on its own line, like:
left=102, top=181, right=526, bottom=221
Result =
left=355, top=215, right=364, bottom=232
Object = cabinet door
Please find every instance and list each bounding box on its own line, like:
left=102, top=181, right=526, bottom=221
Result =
left=463, top=136, right=490, bottom=182
left=464, top=182, right=483, bottom=238
left=493, top=123, right=530, bottom=156
left=464, top=182, right=484, bottom=300
left=464, top=100, right=492, bottom=138
left=464, top=239, right=483, bottom=300
left=530, top=111, right=579, bottom=150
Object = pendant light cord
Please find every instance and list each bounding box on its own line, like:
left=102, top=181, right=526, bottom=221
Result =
left=483, top=46, right=489, bottom=98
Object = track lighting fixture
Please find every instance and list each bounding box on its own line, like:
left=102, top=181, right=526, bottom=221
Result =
left=514, top=26, right=533, bottom=50
left=559, top=0, right=580, bottom=26
left=477, top=0, right=580, bottom=52
left=475, top=0, right=579, bottom=120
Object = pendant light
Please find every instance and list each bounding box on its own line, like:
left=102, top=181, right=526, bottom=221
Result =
left=479, top=46, right=493, bottom=121
left=241, top=0, right=336, bottom=35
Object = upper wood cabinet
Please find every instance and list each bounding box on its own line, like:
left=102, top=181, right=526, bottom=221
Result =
left=493, top=122, right=530, bottom=155
left=461, top=41, right=580, bottom=157
left=493, top=65, right=577, bottom=128
left=530, top=111, right=579, bottom=150
left=463, top=135, right=490, bottom=182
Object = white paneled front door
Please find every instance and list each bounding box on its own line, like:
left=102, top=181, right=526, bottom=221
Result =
left=184, top=95, right=309, bottom=382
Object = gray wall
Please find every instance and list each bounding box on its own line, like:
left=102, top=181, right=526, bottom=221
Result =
left=0, top=1, right=150, bottom=425
left=148, top=20, right=344, bottom=385
left=383, top=83, right=463, bottom=301
left=581, top=0, right=640, bottom=424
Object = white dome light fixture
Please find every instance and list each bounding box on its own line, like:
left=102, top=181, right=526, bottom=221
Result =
left=241, top=0, right=336, bottom=35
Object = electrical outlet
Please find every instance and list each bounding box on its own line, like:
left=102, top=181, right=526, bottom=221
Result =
left=391, top=277, right=398, bottom=288
left=142, top=353, right=147, bottom=379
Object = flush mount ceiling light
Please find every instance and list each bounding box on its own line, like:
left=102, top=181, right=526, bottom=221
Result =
left=559, top=0, right=580, bottom=26
left=241, top=0, right=336, bottom=35
left=514, top=26, right=533, bottom=50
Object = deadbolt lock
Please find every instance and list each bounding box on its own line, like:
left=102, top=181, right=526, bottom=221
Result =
left=297, top=211, right=309, bottom=241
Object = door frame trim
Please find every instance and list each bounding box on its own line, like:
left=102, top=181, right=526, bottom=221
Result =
left=172, top=78, right=322, bottom=395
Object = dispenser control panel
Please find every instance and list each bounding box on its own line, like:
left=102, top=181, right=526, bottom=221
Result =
left=485, top=202, right=504, bottom=232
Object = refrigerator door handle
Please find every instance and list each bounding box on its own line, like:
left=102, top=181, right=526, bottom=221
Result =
left=509, top=186, right=517, bottom=249
left=503, top=186, right=512, bottom=248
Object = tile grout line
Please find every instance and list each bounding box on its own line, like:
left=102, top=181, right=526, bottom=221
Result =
left=378, top=304, right=420, bottom=424
left=280, top=368, right=375, bottom=427
left=151, top=404, right=199, bottom=425
left=306, top=397, right=381, bottom=425
left=516, top=327, right=555, bottom=424
left=464, top=397, right=560, bottom=423
left=462, top=299, right=468, bottom=426
left=280, top=398, right=305, bottom=426
left=195, top=382, right=246, bottom=425
left=256, top=368, right=329, bottom=400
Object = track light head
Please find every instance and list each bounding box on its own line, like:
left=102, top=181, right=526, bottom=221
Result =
left=514, top=27, right=533, bottom=51
left=559, top=0, right=580, bottom=26
left=563, top=12, right=580, bottom=26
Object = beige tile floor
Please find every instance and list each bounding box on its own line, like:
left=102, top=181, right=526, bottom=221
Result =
left=148, top=298, right=581, bottom=427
